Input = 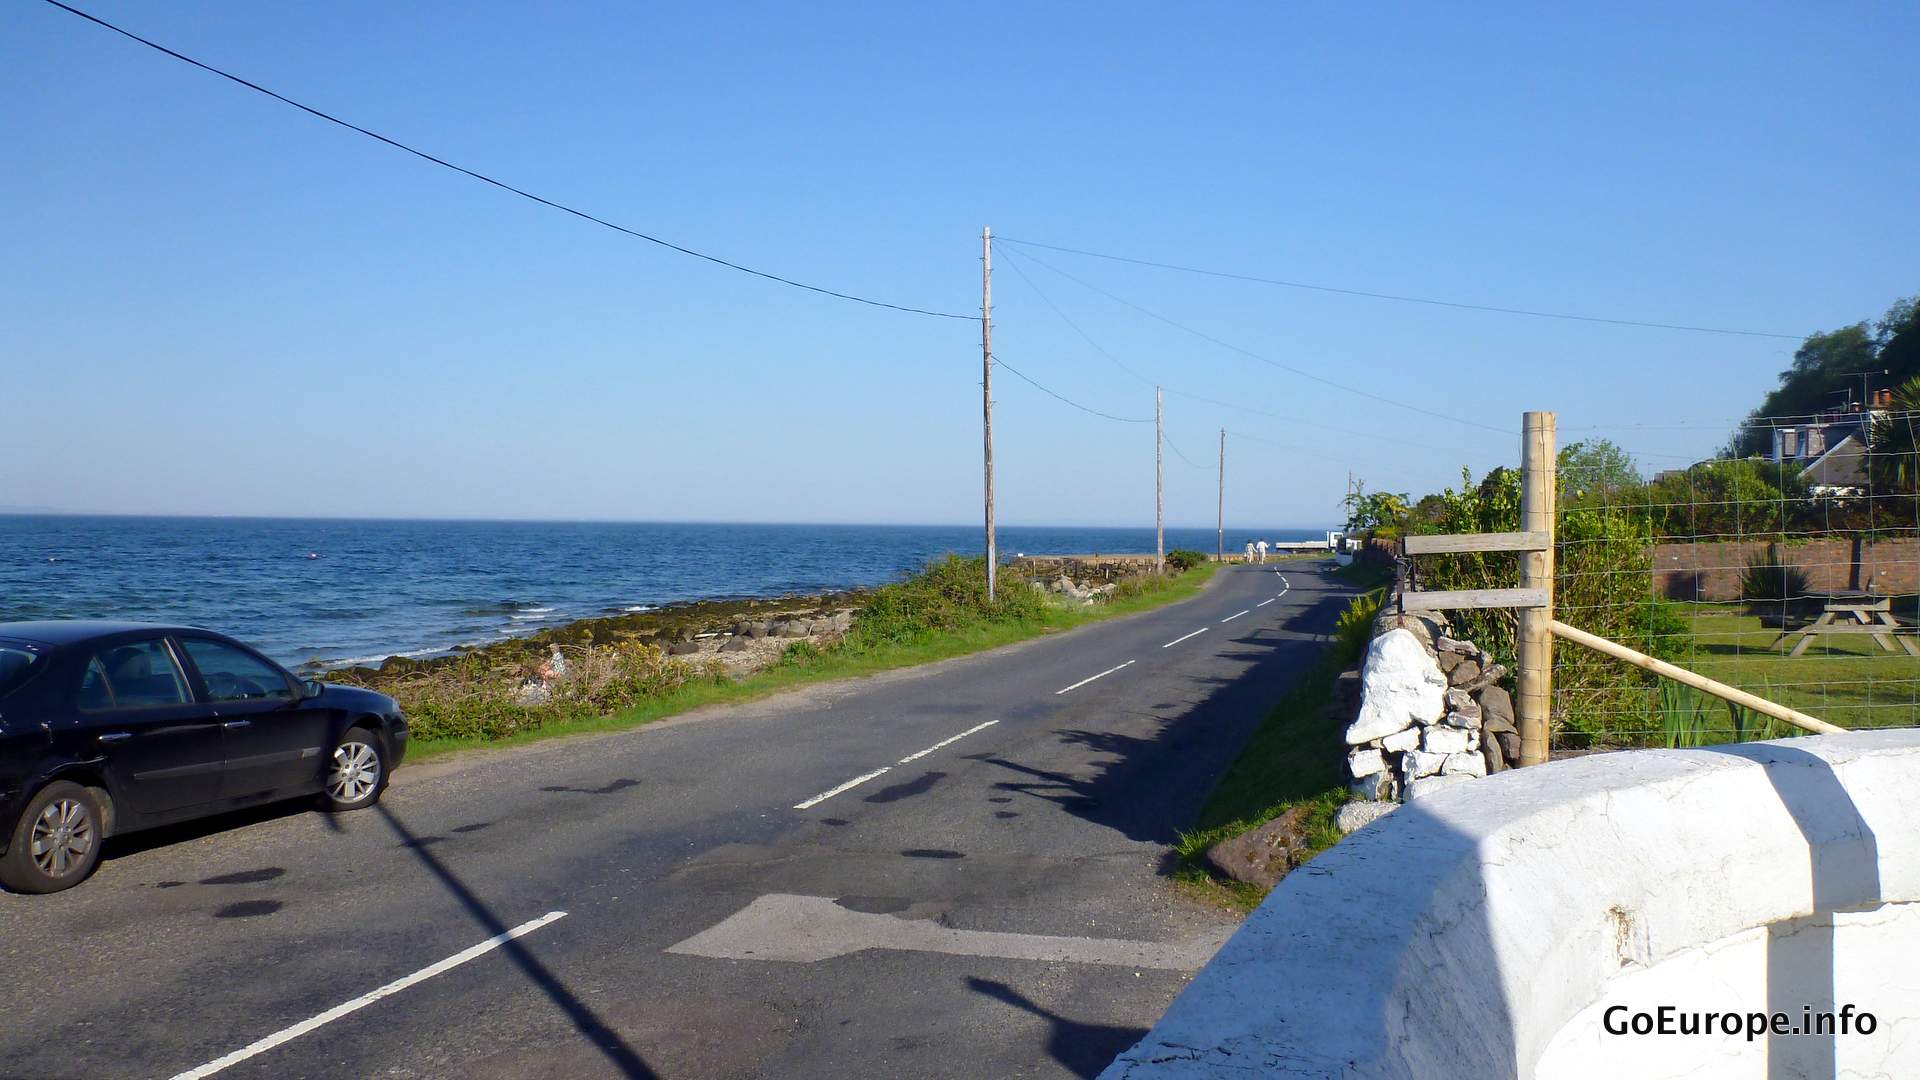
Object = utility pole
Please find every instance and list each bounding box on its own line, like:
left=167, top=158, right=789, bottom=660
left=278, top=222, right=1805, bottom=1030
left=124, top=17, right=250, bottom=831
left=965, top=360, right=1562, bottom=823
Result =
left=981, top=227, right=996, bottom=598
left=1216, top=429, right=1226, bottom=563
left=1155, top=386, right=1165, bottom=574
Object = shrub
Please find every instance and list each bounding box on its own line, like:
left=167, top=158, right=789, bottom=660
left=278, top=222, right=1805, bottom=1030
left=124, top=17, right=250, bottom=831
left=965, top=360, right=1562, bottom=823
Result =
left=1334, top=589, right=1386, bottom=660
left=1740, top=551, right=1810, bottom=608
left=846, top=555, right=1048, bottom=648
left=1166, top=549, right=1208, bottom=572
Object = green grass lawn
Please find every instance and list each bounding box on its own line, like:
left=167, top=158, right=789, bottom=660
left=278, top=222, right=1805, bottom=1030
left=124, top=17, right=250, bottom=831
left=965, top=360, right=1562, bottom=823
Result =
left=1671, top=604, right=1920, bottom=732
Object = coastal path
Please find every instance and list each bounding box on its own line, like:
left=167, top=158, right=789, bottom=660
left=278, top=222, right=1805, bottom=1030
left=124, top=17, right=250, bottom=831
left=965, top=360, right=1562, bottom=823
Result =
left=0, top=561, right=1353, bottom=1080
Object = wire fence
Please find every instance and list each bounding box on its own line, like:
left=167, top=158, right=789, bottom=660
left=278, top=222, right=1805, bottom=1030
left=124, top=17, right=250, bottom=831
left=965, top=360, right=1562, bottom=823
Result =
left=1403, top=408, right=1920, bottom=750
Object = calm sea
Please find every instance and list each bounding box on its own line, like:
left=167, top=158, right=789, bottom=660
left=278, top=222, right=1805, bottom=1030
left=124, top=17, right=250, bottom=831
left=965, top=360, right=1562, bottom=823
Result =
left=0, top=516, right=1329, bottom=670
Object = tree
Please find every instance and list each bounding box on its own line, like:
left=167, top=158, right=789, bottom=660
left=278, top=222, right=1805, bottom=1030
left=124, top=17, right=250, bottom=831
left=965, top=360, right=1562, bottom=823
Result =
left=1725, top=295, right=1920, bottom=457
left=1868, top=373, right=1920, bottom=494
left=1727, top=323, right=1877, bottom=456
left=1559, top=439, right=1641, bottom=504
left=1342, top=480, right=1410, bottom=535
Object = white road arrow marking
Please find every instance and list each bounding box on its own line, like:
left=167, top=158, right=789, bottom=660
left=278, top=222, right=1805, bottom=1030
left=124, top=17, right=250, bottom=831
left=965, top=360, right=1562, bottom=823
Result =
left=667, top=894, right=1227, bottom=970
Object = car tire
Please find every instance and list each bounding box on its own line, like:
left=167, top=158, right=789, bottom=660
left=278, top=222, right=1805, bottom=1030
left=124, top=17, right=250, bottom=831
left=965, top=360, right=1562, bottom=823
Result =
left=322, top=727, right=389, bottom=812
left=0, top=781, right=107, bottom=894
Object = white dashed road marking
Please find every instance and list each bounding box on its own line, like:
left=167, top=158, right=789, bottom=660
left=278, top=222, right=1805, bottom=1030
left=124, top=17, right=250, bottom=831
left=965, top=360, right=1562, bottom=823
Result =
left=1256, top=598, right=1276, bottom=607
left=168, top=911, right=569, bottom=1080
left=794, top=720, right=1002, bottom=809
left=1054, top=659, right=1136, bottom=695
left=1220, top=610, right=1248, bottom=623
left=1161, top=627, right=1207, bottom=648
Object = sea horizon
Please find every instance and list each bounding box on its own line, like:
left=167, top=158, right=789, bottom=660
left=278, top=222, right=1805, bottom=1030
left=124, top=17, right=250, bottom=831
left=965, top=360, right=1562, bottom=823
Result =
left=2, top=516, right=1334, bottom=670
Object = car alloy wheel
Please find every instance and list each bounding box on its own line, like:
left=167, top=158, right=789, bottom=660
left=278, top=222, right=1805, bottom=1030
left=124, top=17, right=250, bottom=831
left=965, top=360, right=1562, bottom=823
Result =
left=327, top=740, right=382, bottom=805
left=30, top=797, right=95, bottom=880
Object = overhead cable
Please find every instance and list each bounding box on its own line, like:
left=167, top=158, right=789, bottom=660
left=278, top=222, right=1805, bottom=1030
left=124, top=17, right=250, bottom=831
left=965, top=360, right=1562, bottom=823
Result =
left=39, top=0, right=975, bottom=320
left=996, top=235, right=1803, bottom=340
left=1008, top=247, right=1516, bottom=436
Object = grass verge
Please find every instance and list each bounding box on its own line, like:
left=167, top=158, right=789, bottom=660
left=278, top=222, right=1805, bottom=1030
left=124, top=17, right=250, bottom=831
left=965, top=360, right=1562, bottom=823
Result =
left=401, top=558, right=1219, bottom=763
left=1172, top=585, right=1384, bottom=911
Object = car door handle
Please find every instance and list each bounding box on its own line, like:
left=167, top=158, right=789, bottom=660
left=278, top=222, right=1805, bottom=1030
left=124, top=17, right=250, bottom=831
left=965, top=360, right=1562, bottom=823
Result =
left=223, top=720, right=252, bottom=730
left=97, top=732, right=133, bottom=743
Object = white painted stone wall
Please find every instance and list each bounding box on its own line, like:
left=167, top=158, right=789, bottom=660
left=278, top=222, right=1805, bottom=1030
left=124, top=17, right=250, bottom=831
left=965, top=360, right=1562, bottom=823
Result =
left=1100, top=730, right=1920, bottom=1079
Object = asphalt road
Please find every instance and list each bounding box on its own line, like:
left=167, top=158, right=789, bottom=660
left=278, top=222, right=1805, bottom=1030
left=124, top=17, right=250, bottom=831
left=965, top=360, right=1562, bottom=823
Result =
left=0, top=561, right=1354, bottom=1080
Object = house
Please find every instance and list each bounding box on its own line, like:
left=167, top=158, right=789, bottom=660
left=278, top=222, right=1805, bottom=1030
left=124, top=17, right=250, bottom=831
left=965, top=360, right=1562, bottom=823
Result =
left=1769, top=389, right=1893, bottom=496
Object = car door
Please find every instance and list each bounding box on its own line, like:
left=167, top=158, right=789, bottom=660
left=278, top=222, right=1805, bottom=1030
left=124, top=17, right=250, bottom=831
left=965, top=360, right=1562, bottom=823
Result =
left=175, top=636, right=332, bottom=800
left=75, top=637, right=225, bottom=816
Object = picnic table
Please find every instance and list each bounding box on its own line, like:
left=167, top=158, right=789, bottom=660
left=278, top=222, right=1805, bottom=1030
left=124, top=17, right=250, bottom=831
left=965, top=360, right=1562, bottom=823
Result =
left=1770, top=594, right=1920, bottom=657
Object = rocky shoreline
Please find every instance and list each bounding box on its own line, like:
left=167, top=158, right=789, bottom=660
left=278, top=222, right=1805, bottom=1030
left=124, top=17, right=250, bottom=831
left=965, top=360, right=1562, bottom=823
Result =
left=326, top=587, right=872, bottom=680
left=322, top=553, right=1176, bottom=687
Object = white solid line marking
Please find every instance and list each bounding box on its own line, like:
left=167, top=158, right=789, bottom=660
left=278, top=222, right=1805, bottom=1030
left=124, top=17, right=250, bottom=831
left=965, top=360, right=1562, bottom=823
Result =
left=896, top=720, right=1000, bottom=765
left=794, top=766, right=893, bottom=810
left=168, top=911, right=568, bottom=1080
left=1055, top=659, right=1136, bottom=695
left=795, top=720, right=1003, bottom=810
left=1221, top=609, right=1249, bottom=623
left=1161, top=627, right=1208, bottom=648
left=1256, top=598, right=1276, bottom=607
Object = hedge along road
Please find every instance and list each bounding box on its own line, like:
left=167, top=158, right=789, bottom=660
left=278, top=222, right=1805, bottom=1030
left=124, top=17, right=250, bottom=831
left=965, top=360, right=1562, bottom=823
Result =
left=0, top=561, right=1352, bottom=1080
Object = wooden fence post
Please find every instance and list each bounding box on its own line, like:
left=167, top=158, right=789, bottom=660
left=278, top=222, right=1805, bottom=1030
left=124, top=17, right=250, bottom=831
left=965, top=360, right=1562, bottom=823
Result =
left=1517, top=411, right=1556, bottom=766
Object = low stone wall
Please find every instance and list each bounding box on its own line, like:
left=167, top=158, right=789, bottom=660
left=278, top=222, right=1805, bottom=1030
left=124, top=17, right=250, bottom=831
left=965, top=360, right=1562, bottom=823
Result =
left=1650, top=537, right=1920, bottom=601
left=1101, top=730, right=1920, bottom=1078
left=1341, top=611, right=1519, bottom=812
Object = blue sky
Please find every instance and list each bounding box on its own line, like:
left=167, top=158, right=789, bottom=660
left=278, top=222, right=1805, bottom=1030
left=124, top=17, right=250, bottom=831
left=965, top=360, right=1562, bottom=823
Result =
left=5, top=1, right=1913, bottom=527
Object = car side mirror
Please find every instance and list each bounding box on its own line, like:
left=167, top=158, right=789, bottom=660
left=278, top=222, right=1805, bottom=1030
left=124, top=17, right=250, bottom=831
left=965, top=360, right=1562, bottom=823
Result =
left=301, top=679, right=326, bottom=700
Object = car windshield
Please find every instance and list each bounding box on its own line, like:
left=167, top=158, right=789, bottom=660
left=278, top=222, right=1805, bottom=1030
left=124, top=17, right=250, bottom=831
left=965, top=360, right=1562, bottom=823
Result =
left=0, top=640, right=44, bottom=697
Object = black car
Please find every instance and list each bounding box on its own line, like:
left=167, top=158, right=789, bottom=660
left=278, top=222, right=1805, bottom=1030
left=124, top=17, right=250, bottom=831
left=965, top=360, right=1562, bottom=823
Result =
left=0, top=621, right=408, bottom=893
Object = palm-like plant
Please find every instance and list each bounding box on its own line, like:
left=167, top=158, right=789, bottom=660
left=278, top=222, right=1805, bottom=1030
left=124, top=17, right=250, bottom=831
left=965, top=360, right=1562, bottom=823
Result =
left=1869, top=374, right=1920, bottom=494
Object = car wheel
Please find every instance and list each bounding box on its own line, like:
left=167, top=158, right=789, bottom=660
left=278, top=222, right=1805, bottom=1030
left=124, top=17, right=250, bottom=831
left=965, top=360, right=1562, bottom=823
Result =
left=0, top=781, right=106, bottom=894
left=323, top=727, right=388, bottom=812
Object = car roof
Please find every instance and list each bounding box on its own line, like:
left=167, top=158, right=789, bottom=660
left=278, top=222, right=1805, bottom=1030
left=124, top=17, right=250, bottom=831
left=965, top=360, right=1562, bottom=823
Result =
left=0, top=620, right=218, bottom=648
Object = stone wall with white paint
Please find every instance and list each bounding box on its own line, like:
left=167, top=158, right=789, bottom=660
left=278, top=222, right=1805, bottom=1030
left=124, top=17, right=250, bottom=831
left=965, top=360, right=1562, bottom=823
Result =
left=1101, top=730, right=1920, bottom=1079
left=1339, top=609, right=1519, bottom=822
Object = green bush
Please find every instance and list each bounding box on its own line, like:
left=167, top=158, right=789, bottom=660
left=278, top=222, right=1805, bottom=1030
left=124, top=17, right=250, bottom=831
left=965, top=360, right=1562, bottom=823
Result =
left=846, top=554, right=1048, bottom=648
left=1405, top=465, right=1681, bottom=747
left=1740, top=551, right=1810, bottom=607
left=1335, top=589, right=1387, bottom=658
left=1166, top=549, right=1208, bottom=572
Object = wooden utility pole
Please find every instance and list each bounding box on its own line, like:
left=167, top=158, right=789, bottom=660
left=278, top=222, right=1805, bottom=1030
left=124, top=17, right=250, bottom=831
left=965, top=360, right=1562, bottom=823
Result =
left=981, top=227, right=997, bottom=598
left=1516, top=411, right=1557, bottom=766
left=1155, top=386, right=1165, bottom=574
left=1216, top=429, right=1225, bottom=563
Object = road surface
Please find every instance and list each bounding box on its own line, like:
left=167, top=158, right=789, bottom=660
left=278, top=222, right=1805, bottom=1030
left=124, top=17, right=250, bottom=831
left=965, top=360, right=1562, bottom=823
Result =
left=0, top=561, right=1353, bottom=1080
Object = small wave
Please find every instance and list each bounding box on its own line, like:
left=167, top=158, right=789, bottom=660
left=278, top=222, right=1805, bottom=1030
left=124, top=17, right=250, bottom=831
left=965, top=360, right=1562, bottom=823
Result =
left=622, top=605, right=654, bottom=613
left=509, top=612, right=561, bottom=621
left=322, top=646, right=443, bottom=668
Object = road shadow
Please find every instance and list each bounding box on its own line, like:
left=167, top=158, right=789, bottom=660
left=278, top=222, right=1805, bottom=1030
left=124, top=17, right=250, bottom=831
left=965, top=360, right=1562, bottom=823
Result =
left=375, top=804, right=659, bottom=1078
left=967, top=977, right=1148, bottom=1079
left=969, top=565, right=1356, bottom=844
left=100, top=799, right=318, bottom=864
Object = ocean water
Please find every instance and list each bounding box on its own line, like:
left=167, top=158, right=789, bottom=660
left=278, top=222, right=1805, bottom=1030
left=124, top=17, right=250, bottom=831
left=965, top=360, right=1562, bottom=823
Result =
left=0, top=516, right=1329, bottom=670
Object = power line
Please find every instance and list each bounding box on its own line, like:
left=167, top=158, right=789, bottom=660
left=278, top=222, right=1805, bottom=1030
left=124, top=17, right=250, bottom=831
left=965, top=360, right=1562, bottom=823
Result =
left=989, top=353, right=1153, bottom=424
left=996, top=235, right=1804, bottom=340
left=38, top=0, right=975, bottom=321
left=1162, top=431, right=1211, bottom=469
left=996, top=246, right=1156, bottom=387
left=998, top=243, right=1473, bottom=454
left=1009, top=246, right=1516, bottom=436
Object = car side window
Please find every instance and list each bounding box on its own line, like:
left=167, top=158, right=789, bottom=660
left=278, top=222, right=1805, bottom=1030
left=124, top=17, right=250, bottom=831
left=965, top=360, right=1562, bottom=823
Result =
left=87, top=640, right=191, bottom=709
left=77, top=657, right=115, bottom=710
left=180, top=639, right=293, bottom=702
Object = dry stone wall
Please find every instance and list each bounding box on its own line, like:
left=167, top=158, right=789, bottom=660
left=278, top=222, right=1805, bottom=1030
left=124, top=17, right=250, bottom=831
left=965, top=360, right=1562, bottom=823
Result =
left=1336, top=608, right=1519, bottom=829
